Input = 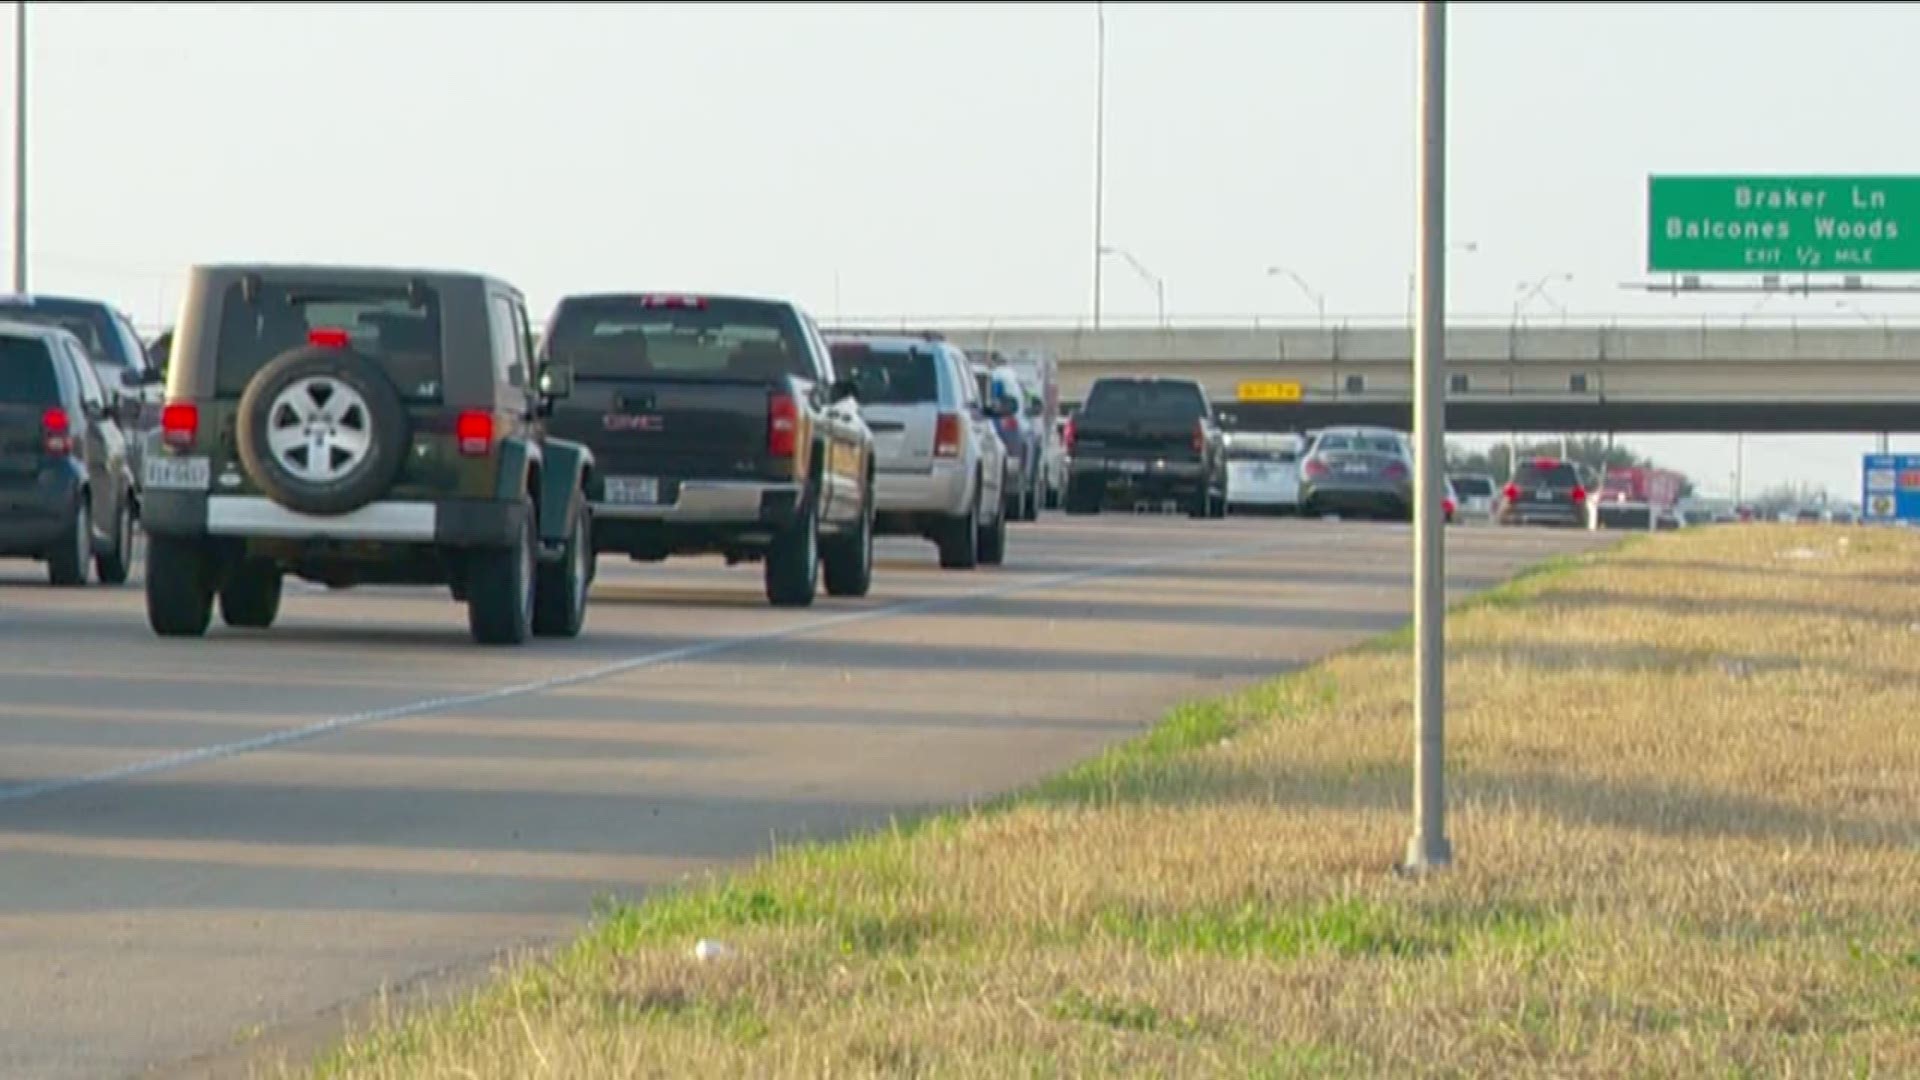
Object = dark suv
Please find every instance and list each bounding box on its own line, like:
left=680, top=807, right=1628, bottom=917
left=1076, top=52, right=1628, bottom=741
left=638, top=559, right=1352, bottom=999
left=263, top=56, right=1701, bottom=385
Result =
left=0, top=322, right=139, bottom=585
left=1497, top=458, right=1589, bottom=528
left=139, top=265, right=596, bottom=645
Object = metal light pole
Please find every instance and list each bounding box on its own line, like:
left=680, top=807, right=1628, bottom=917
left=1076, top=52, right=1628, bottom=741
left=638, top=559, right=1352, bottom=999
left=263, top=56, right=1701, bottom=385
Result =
left=1405, top=0, right=1452, bottom=875
left=11, top=0, right=23, bottom=294
left=1101, top=244, right=1165, bottom=326
left=1091, top=1, right=1106, bottom=329
left=1266, top=266, right=1326, bottom=326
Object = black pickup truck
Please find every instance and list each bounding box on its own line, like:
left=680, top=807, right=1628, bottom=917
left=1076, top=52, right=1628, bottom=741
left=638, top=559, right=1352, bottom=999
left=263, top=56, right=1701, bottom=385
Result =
left=1063, top=376, right=1227, bottom=518
left=538, top=293, right=876, bottom=607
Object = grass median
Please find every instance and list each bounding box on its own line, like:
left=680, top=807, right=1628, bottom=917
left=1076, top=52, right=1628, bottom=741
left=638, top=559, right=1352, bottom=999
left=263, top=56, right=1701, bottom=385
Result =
left=297, top=524, right=1920, bottom=1079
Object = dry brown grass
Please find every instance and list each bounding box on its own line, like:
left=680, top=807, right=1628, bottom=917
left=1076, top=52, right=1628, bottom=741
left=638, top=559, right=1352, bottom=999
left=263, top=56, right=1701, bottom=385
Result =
left=296, top=524, right=1920, bottom=1079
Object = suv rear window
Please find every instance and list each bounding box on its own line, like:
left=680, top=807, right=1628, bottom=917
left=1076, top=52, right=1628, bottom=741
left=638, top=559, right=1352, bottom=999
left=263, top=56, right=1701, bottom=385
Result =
left=214, top=280, right=444, bottom=402
left=1083, top=380, right=1208, bottom=422
left=1227, top=444, right=1297, bottom=463
left=1451, top=476, right=1495, bottom=497
left=0, top=337, right=57, bottom=403
left=545, top=296, right=810, bottom=382
left=830, top=343, right=941, bottom=405
left=0, top=299, right=125, bottom=368
left=1514, top=461, right=1581, bottom=488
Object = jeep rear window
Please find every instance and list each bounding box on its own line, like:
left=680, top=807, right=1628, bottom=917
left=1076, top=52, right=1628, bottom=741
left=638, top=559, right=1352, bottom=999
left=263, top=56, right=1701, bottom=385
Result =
left=1083, top=380, right=1208, bottom=423
left=0, top=337, right=57, bottom=404
left=544, top=297, right=811, bottom=383
left=830, top=344, right=941, bottom=405
left=213, top=281, right=445, bottom=402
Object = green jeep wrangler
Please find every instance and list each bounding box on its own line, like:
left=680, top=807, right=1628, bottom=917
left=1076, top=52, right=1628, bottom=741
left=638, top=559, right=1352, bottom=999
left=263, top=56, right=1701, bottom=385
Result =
left=138, top=264, right=596, bottom=645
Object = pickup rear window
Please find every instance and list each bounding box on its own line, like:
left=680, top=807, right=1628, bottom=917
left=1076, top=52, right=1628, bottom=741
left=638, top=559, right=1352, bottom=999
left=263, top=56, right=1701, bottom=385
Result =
left=546, top=297, right=812, bottom=383
left=213, top=281, right=445, bottom=402
left=1082, top=380, right=1208, bottom=423
left=831, top=344, right=941, bottom=405
left=0, top=338, right=57, bottom=404
left=0, top=299, right=123, bottom=368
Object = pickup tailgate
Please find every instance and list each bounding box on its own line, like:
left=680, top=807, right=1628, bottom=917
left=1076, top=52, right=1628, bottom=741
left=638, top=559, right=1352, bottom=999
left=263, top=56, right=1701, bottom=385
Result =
left=1074, top=379, right=1207, bottom=461
left=547, top=376, right=778, bottom=487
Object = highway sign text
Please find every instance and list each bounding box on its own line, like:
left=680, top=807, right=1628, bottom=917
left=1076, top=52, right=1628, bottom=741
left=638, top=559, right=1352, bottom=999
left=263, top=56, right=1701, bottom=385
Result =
left=1236, top=380, right=1303, bottom=403
left=1648, top=175, right=1920, bottom=273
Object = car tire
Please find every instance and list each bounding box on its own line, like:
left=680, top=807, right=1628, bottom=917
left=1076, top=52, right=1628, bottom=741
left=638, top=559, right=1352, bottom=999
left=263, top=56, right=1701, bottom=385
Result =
left=765, top=487, right=821, bottom=608
left=47, top=498, right=91, bottom=587
left=467, top=502, right=537, bottom=646
left=937, top=488, right=980, bottom=570
left=1188, top=488, right=1213, bottom=520
left=823, top=480, right=874, bottom=599
left=235, top=345, right=411, bottom=517
left=977, top=495, right=1008, bottom=566
left=146, top=535, right=214, bottom=637
left=219, top=563, right=283, bottom=629
left=533, top=501, right=592, bottom=638
left=95, top=499, right=135, bottom=586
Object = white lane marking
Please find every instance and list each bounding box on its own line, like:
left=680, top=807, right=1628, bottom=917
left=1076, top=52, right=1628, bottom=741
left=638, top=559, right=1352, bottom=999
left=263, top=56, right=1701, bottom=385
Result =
left=0, top=535, right=1297, bottom=804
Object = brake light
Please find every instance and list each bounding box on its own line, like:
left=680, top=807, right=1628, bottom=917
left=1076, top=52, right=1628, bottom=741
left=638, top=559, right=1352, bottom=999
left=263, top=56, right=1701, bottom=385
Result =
left=1503, top=482, right=1520, bottom=502
left=308, top=327, right=350, bottom=349
left=40, top=406, right=71, bottom=455
left=999, top=415, right=1019, bottom=436
left=768, top=392, right=799, bottom=458
left=160, top=402, right=198, bottom=450
left=455, top=410, right=494, bottom=456
left=1443, top=497, right=1456, bottom=517
left=1384, top=460, right=1409, bottom=480
left=934, top=412, right=963, bottom=458
left=1192, top=421, right=1206, bottom=454
left=1304, top=458, right=1329, bottom=479
left=1063, top=417, right=1077, bottom=453
left=1571, top=485, right=1587, bottom=504
left=640, top=295, right=706, bottom=310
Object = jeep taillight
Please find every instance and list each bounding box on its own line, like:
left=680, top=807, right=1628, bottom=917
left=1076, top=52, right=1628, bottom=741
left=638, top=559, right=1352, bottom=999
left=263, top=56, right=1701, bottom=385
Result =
left=160, top=402, right=198, bottom=450
left=41, top=406, right=71, bottom=456
left=455, top=410, right=494, bottom=456
left=768, top=392, right=799, bottom=459
left=934, top=412, right=963, bottom=458
left=308, top=327, right=351, bottom=349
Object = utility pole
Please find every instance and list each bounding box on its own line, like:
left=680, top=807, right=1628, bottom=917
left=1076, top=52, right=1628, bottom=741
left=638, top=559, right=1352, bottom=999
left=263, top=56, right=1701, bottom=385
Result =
left=1091, top=2, right=1106, bottom=330
left=11, top=0, right=24, bottom=293
left=1404, top=0, right=1452, bottom=875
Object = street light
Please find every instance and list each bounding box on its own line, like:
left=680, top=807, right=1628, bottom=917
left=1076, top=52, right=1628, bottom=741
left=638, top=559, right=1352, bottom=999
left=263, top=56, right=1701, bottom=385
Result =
left=11, top=0, right=23, bottom=294
left=1091, top=1, right=1106, bottom=329
left=1512, top=271, right=1573, bottom=323
left=1101, top=244, right=1165, bottom=326
left=1405, top=240, right=1477, bottom=319
left=1265, top=266, right=1326, bottom=326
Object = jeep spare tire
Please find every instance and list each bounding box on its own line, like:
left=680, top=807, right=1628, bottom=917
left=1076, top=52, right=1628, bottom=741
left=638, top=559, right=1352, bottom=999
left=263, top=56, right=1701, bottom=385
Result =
left=236, top=345, right=411, bottom=516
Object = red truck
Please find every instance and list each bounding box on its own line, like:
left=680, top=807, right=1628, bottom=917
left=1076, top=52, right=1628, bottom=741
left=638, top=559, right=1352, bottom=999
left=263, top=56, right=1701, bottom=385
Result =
left=1590, top=465, right=1685, bottom=530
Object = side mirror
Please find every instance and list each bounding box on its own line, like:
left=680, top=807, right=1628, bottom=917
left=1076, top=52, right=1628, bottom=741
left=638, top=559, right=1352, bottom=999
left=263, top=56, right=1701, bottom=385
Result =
left=539, top=363, right=574, bottom=399
left=121, top=367, right=160, bottom=389
left=829, top=377, right=859, bottom=403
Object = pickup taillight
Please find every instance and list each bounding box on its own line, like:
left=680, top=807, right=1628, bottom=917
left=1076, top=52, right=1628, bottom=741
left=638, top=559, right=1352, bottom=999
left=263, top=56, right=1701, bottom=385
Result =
left=768, top=391, right=799, bottom=459
left=41, top=406, right=72, bottom=456
left=1063, top=417, right=1076, bottom=454
left=1191, top=421, right=1205, bottom=454
left=934, top=412, right=963, bottom=458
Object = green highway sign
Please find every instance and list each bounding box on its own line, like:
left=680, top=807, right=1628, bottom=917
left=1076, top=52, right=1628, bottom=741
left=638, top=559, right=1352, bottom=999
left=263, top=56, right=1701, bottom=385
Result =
left=1647, top=175, right=1920, bottom=274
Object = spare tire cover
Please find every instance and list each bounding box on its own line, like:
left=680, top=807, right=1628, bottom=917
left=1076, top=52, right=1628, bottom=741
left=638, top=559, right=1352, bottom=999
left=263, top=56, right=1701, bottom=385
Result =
left=235, top=345, right=411, bottom=517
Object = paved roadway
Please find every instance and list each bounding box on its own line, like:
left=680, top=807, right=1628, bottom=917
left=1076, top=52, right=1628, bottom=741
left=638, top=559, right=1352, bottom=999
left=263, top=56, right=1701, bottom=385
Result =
left=0, top=514, right=1609, bottom=1079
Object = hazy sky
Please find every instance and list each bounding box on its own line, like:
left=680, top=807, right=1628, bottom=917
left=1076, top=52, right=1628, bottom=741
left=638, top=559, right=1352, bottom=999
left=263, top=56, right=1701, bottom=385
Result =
left=12, top=1, right=1920, bottom=500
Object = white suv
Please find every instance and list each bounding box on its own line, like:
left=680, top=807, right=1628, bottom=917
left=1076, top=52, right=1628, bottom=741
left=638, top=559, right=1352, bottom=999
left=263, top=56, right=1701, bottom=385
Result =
left=827, top=334, right=1010, bottom=569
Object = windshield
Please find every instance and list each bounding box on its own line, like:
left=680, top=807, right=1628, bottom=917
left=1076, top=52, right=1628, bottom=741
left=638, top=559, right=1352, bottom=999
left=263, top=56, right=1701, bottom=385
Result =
left=1083, top=380, right=1208, bottom=422
left=0, top=337, right=57, bottom=404
left=214, top=280, right=445, bottom=402
left=1313, top=432, right=1402, bottom=456
left=0, top=298, right=127, bottom=368
left=1228, top=445, right=1297, bottom=463
left=1450, top=476, right=1495, bottom=497
left=830, top=343, right=942, bottom=405
left=545, top=296, right=810, bottom=383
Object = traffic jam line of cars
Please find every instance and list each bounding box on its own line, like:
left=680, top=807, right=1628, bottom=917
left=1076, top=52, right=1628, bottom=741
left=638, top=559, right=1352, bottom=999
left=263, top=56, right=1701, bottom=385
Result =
left=0, top=266, right=1207, bottom=647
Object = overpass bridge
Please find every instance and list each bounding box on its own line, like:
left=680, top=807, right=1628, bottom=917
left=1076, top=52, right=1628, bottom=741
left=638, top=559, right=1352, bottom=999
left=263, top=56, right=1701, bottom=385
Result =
left=826, top=314, right=1920, bottom=434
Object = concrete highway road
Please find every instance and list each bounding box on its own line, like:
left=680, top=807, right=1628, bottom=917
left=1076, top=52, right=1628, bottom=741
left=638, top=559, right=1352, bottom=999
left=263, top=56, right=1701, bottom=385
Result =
left=0, top=515, right=1610, bottom=1079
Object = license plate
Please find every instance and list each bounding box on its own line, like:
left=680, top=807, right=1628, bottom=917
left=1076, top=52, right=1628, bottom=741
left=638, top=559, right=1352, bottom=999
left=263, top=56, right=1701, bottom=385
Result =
left=1536, top=489, right=1552, bottom=500
left=1342, top=464, right=1369, bottom=476
left=143, top=455, right=209, bottom=491
left=1116, top=460, right=1147, bottom=475
left=603, top=476, right=661, bottom=505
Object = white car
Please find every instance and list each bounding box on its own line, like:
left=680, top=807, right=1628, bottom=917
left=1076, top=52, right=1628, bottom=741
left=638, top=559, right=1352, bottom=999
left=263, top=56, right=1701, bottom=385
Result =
left=827, top=334, right=1011, bottom=569
left=1224, top=431, right=1304, bottom=513
left=1446, top=473, right=1498, bottom=524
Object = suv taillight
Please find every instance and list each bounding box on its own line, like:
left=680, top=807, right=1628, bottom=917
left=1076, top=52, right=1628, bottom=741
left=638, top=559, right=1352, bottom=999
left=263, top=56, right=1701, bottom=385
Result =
left=41, top=406, right=71, bottom=456
left=1063, top=417, right=1076, bottom=454
left=160, top=402, right=198, bottom=450
left=1571, top=484, right=1587, bottom=504
left=455, top=410, right=495, bottom=456
left=934, top=412, right=963, bottom=458
left=768, top=392, right=799, bottom=459
left=1503, top=482, right=1520, bottom=502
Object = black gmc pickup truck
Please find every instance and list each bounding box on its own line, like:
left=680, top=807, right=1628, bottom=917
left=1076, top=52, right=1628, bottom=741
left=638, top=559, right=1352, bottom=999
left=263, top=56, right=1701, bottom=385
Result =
left=537, top=292, right=877, bottom=608
left=1063, top=376, right=1227, bottom=518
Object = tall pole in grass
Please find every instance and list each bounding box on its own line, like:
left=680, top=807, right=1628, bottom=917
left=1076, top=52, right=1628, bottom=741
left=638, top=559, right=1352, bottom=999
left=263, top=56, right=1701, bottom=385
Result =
left=1405, top=0, right=1453, bottom=874
left=11, top=0, right=24, bottom=293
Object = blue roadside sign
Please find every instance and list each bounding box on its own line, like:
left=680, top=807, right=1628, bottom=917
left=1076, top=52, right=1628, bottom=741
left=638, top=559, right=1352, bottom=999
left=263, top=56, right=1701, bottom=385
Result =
left=1861, top=453, right=1920, bottom=523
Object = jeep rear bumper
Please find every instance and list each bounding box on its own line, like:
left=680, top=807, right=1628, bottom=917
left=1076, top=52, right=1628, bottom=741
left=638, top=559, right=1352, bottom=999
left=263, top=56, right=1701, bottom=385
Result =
left=141, top=493, right=529, bottom=548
